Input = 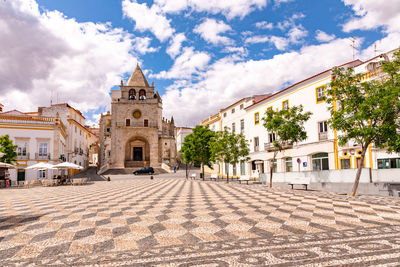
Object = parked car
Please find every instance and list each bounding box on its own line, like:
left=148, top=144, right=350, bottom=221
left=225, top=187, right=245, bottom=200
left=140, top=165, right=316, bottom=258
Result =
left=133, top=166, right=155, bottom=175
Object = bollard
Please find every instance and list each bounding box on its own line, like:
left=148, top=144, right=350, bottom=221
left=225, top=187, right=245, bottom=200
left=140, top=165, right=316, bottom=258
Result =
left=150, top=175, right=154, bottom=180
left=107, top=176, right=111, bottom=181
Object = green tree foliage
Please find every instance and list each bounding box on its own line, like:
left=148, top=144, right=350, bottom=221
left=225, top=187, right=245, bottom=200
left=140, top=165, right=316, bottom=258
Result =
left=211, top=128, right=250, bottom=183
left=262, top=105, right=312, bottom=187
left=179, top=125, right=216, bottom=180
left=0, top=135, right=17, bottom=164
left=326, top=49, right=400, bottom=196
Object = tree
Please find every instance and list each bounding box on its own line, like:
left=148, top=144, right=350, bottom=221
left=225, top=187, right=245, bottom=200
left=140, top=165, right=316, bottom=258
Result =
left=179, top=125, right=215, bottom=180
left=326, top=49, right=400, bottom=196
left=262, top=105, right=312, bottom=188
left=211, top=128, right=250, bottom=183
left=0, top=135, right=17, bottom=164
left=180, top=134, right=196, bottom=179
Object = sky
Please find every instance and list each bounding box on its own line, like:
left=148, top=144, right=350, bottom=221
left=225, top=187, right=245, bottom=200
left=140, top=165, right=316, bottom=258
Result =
left=1, top=0, right=399, bottom=127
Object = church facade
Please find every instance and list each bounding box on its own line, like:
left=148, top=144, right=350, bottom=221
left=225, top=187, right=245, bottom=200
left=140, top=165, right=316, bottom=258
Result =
left=99, top=65, right=176, bottom=173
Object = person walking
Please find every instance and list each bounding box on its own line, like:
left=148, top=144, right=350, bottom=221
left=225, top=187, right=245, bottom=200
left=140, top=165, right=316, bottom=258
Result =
left=173, top=166, right=177, bottom=173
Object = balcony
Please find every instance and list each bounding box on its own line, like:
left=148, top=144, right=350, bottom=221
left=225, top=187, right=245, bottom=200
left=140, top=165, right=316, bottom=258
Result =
left=319, top=132, right=328, bottom=141
left=264, top=141, right=293, bottom=152
left=17, top=153, right=30, bottom=160
left=35, top=153, right=50, bottom=160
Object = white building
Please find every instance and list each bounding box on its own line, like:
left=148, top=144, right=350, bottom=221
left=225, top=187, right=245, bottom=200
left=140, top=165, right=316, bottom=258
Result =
left=38, top=103, right=90, bottom=171
left=175, top=127, right=193, bottom=152
left=202, top=49, right=400, bottom=182
left=0, top=109, right=66, bottom=182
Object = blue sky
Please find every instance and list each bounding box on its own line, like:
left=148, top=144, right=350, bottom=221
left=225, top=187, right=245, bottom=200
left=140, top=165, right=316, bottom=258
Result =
left=1, top=0, right=399, bottom=126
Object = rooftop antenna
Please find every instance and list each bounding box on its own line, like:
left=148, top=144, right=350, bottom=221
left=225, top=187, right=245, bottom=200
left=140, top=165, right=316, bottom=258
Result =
left=350, top=37, right=359, bottom=60
left=50, top=87, right=53, bottom=105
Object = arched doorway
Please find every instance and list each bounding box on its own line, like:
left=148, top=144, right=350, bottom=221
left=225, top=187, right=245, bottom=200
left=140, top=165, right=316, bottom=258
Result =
left=125, top=136, right=150, bottom=167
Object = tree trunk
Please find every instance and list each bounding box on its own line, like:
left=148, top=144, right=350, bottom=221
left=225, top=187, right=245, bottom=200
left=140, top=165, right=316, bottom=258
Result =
left=202, top=164, right=205, bottom=181
left=185, top=163, right=188, bottom=179
left=350, top=145, right=368, bottom=196
left=269, top=151, right=277, bottom=188
left=226, top=164, right=229, bottom=183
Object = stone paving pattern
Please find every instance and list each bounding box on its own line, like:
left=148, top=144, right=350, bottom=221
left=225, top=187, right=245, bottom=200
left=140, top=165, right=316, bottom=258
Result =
left=1, top=176, right=400, bottom=266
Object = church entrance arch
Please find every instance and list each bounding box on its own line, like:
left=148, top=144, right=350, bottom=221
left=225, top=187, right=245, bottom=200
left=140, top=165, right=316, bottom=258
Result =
left=125, top=136, right=150, bottom=167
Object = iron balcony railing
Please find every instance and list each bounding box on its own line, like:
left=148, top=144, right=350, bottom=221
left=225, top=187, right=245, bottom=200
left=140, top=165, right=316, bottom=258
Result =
left=116, top=122, right=158, bottom=128
left=35, top=153, right=50, bottom=160
left=17, top=153, right=30, bottom=160
left=319, top=132, right=328, bottom=141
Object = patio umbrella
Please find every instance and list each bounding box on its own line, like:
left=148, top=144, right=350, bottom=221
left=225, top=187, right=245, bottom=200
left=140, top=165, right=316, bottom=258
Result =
left=0, top=162, right=17, bottom=169
left=26, top=162, right=56, bottom=170
left=53, top=162, right=84, bottom=170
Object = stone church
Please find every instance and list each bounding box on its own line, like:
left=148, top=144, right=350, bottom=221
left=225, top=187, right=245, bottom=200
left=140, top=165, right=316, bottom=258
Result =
left=99, top=65, right=177, bottom=173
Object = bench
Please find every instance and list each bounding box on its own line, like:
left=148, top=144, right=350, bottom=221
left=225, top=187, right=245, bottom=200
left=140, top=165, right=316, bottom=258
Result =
left=239, top=175, right=250, bottom=184
left=210, top=174, right=218, bottom=181
left=288, top=177, right=311, bottom=190
left=190, top=173, right=197, bottom=180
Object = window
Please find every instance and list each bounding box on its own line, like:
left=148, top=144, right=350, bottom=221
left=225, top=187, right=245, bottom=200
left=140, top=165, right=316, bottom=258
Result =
left=312, top=153, right=329, bottom=171
left=269, top=133, right=276, bottom=143
left=340, top=158, right=351, bottom=169
left=231, top=108, right=235, bottom=114
left=39, top=143, right=48, bottom=156
left=240, top=161, right=246, bottom=175
left=316, top=86, right=326, bottom=103
left=254, top=112, right=260, bottom=124
left=232, top=123, right=235, bottom=133
left=144, top=119, right=149, bottom=127
left=223, top=112, right=227, bottom=117
left=126, top=119, right=130, bottom=126
left=254, top=137, right=259, bottom=152
left=377, top=158, right=400, bottom=169
left=282, top=100, right=289, bottom=110
left=129, top=89, right=136, bottom=100
left=240, top=104, right=244, bottom=110
left=240, top=119, right=244, bottom=133
left=75, top=126, right=77, bottom=133
left=139, top=89, right=146, bottom=100
left=318, top=121, right=328, bottom=140
left=319, top=121, right=328, bottom=133
left=285, top=157, right=293, bottom=172
left=17, top=142, right=27, bottom=156
left=38, top=170, right=46, bottom=179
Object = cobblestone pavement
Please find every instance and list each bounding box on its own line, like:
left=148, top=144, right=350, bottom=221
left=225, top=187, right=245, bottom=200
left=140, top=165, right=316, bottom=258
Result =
left=1, top=176, right=400, bottom=266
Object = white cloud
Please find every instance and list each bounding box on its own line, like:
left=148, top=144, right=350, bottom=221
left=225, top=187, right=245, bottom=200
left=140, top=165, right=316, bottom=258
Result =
left=0, top=0, right=137, bottom=117
left=255, top=21, right=273, bottom=30
left=342, top=0, right=400, bottom=33
left=154, top=0, right=267, bottom=20
left=315, top=30, right=336, bottom=43
left=268, top=36, right=290, bottom=50
left=162, top=38, right=359, bottom=126
left=152, top=47, right=210, bottom=79
left=245, top=35, right=270, bottom=44
left=122, top=0, right=174, bottom=42
left=133, top=37, right=159, bottom=54
left=287, top=25, right=308, bottom=43
left=277, top=12, right=305, bottom=31
left=194, top=18, right=234, bottom=45
left=166, top=33, right=186, bottom=58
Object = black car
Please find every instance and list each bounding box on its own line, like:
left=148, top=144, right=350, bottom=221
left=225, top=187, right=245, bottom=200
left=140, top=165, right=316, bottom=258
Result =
left=133, top=166, right=154, bottom=175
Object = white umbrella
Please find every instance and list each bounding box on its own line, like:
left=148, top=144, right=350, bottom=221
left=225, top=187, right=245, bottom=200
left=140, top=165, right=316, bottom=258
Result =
left=53, top=162, right=84, bottom=170
left=26, top=162, right=56, bottom=170
left=0, top=162, right=17, bottom=169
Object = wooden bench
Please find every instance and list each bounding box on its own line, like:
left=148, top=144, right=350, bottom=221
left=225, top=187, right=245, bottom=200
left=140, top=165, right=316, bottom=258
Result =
left=210, top=174, right=218, bottom=181
left=239, top=175, right=250, bottom=184
left=288, top=177, right=311, bottom=190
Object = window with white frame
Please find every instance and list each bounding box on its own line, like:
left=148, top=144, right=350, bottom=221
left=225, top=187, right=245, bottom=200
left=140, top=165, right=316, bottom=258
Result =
left=316, top=86, right=326, bottom=103
left=254, top=137, right=259, bottom=152
left=231, top=108, right=235, bottom=114
left=319, top=121, right=328, bottom=133
left=38, top=170, right=46, bottom=179
left=269, top=133, right=276, bottom=143
left=39, top=143, right=48, bottom=156
left=312, top=153, right=329, bottom=170
left=16, top=142, right=27, bottom=156
left=240, top=119, right=244, bottom=133
left=240, top=104, right=244, bottom=110
left=232, top=123, right=235, bottom=133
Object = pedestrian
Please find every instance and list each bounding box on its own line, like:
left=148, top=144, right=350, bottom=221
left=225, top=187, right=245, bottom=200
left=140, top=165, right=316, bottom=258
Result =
left=173, top=166, right=177, bottom=173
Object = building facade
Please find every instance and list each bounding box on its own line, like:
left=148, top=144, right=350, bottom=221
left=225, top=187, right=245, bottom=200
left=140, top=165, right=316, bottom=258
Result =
left=38, top=103, right=90, bottom=169
left=99, top=65, right=176, bottom=173
left=202, top=49, right=400, bottom=179
left=0, top=109, right=66, bottom=182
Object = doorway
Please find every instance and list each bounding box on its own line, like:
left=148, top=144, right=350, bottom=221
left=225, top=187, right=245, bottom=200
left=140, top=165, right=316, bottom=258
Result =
left=133, top=147, right=143, bottom=161
left=17, top=170, right=25, bottom=182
